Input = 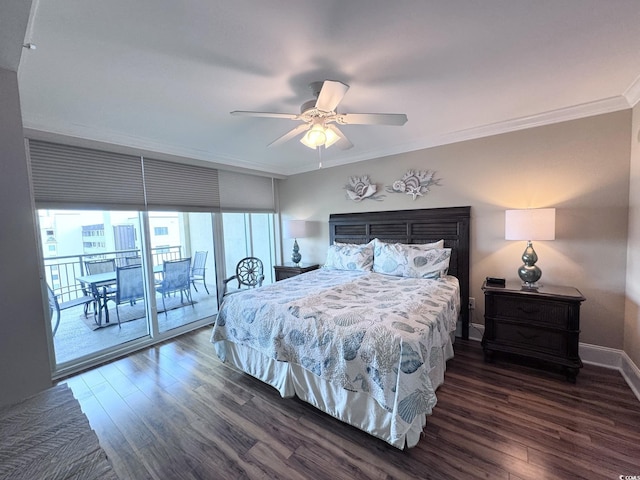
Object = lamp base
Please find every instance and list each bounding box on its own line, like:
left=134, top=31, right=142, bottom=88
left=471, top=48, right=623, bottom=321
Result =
left=291, top=239, right=301, bottom=265
left=517, top=241, right=542, bottom=287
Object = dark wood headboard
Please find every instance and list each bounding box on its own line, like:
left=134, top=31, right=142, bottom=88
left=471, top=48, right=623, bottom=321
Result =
left=329, top=206, right=471, bottom=339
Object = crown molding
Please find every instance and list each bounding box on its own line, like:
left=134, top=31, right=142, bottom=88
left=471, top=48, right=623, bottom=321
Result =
left=289, top=95, right=632, bottom=175
left=23, top=94, right=632, bottom=178
left=624, top=74, right=640, bottom=108
left=21, top=115, right=289, bottom=178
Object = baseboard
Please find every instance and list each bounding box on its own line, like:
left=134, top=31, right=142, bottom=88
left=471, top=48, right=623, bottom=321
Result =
left=463, top=323, right=640, bottom=402
left=468, top=322, right=484, bottom=342
left=621, top=351, right=640, bottom=402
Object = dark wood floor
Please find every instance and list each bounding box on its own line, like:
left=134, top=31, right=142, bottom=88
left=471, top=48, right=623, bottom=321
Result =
left=61, top=327, right=640, bottom=480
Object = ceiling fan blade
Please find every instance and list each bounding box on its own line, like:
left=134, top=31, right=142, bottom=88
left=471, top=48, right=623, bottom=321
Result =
left=315, top=80, right=349, bottom=112
left=326, top=124, right=353, bottom=150
left=268, top=123, right=310, bottom=147
left=338, top=113, right=408, bottom=126
left=231, top=110, right=299, bottom=120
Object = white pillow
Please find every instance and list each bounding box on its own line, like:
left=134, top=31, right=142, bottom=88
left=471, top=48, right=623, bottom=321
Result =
left=372, top=238, right=444, bottom=252
left=403, top=247, right=452, bottom=279
left=324, top=242, right=374, bottom=271
left=410, top=239, right=445, bottom=250
left=373, top=242, right=451, bottom=279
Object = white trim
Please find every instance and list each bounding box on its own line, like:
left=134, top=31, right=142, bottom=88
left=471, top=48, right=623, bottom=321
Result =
left=468, top=322, right=484, bottom=342
left=623, top=73, right=640, bottom=108
left=578, top=342, right=622, bottom=369
left=24, top=95, right=631, bottom=178
left=22, top=122, right=288, bottom=178
left=621, top=351, right=640, bottom=402
left=462, top=325, right=640, bottom=403
left=288, top=96, right=632, bottom=175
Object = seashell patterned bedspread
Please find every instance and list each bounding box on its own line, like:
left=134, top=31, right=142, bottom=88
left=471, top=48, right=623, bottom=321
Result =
left=212, top=268, right=460, bottom=428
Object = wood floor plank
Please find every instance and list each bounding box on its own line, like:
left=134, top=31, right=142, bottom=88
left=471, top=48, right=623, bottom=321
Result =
left=58, top=327, right=640, bottom=480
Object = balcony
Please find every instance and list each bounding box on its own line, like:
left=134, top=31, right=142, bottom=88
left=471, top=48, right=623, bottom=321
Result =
left=45, top=246, right=218, bottom=364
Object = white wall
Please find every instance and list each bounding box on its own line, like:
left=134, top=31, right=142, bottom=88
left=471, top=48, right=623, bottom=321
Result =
left=0, top=67, right=52, bottom=408
left=278, top=111, right=631, bottom=350
left=625, top=103, right=640, bottom=366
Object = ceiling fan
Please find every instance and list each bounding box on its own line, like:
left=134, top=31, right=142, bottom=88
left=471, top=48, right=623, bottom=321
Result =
left=230, top=80, right=408, bottom=150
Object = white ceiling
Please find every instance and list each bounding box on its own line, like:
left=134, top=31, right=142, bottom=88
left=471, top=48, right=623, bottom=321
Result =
left=11, top=0, right=640, bottom=176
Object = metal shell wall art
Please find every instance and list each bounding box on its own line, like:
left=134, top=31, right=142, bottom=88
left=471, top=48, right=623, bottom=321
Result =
left=386, top=170, right=440, bottom=200
left=345, top=175, right=384, bottom=202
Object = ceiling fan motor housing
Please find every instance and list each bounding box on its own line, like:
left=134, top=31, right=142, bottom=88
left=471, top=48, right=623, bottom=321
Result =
left=300, top=99, right=318, bottom=115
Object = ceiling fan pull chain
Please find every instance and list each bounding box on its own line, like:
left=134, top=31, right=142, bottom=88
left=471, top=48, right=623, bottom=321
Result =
left=318, top=145, right=323, bottom=169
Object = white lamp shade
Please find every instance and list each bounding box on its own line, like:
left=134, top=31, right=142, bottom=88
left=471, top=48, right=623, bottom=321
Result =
left=505, top=208, right=556, bottom=241
left=283, top=220, right=309, bottom=239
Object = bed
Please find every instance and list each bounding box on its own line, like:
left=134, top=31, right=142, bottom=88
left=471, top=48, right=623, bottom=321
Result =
left=211, top=206, right=470, bottom=449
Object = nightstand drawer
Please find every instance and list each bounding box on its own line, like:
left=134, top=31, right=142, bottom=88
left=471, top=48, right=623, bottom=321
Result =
left=482, top=281, right=585, bottom=382
left=274, top=264, right=319, bottom=281
left=493, top=322, right=568, bottom=357
left=491, top=296, right=570, bottom=328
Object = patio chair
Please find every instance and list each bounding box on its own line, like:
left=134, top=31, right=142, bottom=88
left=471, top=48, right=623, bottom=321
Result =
left=47, top=285, right=94, bottom=336
left=190, top=251, right=209, bottom=294
left=125, top=256, right=142, bottom=265
left=85, top=258, right=116, bottom=274
left=222, top=257, right=264, bottom=297
left=104, top=265, right=145, bottom=326
left=156, top=258, right=193, bottom=313
left=84, top=258, right=118, bottom=314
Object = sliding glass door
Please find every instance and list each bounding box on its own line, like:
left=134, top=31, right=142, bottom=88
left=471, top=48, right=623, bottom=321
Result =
left=153, top=211, right=217, bottom=333
left=29, top=139, right=277, bottom=377
left=41, top=209, right=151, bottom=365
left=40, top=208, right=219, bottom=370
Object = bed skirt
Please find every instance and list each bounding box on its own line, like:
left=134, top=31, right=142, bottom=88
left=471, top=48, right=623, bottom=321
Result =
left=213, top=332, right=454, bottom=449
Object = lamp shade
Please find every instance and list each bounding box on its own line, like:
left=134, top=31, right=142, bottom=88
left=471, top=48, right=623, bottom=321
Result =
left=505, top=208, right=556, bottom=241
left=283, top=220, right=309, bottom=239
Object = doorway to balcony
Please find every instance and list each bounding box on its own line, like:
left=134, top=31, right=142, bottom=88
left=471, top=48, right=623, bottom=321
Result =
left=40, top=209, right=217, bottom=369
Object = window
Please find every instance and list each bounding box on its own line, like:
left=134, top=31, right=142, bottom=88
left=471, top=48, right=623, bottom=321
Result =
left=222, top=213, right=276, bottom=285
left=29, top=139, right=277, bottom=378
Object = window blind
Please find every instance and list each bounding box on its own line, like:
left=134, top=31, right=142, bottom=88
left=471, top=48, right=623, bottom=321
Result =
left=143, top=157, right=220, bottom=212
left=29, top=140, right=145, bottom=210
left=29, top=140, right=221, bottom=212
left=218, top=170, right=275, bottom=213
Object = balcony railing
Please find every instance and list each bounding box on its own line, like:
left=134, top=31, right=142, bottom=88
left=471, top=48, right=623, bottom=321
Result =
left=44, top=246, right=183, bottom=302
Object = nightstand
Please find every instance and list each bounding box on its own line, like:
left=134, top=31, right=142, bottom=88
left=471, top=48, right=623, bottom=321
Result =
left=481, top=280, right=585, bottom=382
left=274, top=263, right=320, bottom=281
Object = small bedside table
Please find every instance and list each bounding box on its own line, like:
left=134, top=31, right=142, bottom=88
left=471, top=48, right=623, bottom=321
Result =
left=274, top=263, right=320, bottom=281
left=481, top=280, right=585, bottom=382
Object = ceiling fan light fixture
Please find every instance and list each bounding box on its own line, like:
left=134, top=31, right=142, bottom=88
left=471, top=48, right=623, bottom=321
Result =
left=233, top=80, right=407, bottom=151
left=324, top=127, right=340, bottom=148
left=300, top=123, right=327, bottom=149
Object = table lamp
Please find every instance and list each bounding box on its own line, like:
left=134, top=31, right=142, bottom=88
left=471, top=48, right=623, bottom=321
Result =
left=505, top=208, right=556, bottom=287
left=284, top=220, right=309, bottom=265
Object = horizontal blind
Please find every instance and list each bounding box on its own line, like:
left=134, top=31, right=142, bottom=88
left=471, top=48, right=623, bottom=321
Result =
left=218, top=170, right=275, bottom=212
left=143, top=158, right=220, bottom=212
left=29, top=140, right=145, bottom=210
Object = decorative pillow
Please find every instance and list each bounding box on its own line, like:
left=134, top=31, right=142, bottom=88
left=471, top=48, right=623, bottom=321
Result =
left=323, top=242, right=374, bottom=271
left=403, top=247, right=452, bottom=279
left=372, top=238, right=444, bottom=252
left=409, top=239, right=445, bottom=250
left=372, top=242, right=408, bottom=276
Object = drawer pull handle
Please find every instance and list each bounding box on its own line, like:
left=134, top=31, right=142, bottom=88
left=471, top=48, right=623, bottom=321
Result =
left=517, top=306, right=540, bottom=315
left=517, top=330, right=539, bottom=340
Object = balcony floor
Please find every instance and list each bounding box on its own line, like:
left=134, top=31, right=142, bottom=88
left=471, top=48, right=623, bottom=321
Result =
left=52, top=285, right=218, bottom=364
